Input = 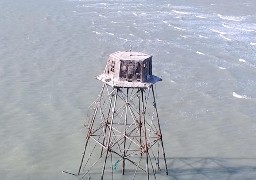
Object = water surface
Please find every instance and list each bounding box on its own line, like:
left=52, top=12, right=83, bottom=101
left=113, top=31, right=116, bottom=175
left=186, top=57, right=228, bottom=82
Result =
left=0, top=0, right=256, bottom=179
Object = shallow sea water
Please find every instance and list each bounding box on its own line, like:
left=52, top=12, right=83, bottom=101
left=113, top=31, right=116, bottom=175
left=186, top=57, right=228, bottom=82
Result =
left=0, top=0, right=256, bottom=179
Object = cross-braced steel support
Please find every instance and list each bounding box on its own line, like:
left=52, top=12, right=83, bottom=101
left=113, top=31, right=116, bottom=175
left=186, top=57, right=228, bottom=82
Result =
left=64, top=83, right=168, bottom=179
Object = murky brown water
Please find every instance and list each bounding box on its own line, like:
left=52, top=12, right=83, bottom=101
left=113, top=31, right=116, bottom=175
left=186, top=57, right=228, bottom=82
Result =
left=1, top=0, right=256, bottom=179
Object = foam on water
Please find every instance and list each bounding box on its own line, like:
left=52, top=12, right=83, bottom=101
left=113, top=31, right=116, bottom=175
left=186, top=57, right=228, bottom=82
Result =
left=233, top=92, right=251, bottom=99
left=220, top=34, right=232, bottom=41
left=106, top=32, right=114, bottom=36
left=195, top=15, right=207, bottom=19
left=235, top=27, right=255, bottom=32
left=119, top=37, right=128, bottom=41
left=239, top=58, right=246, bottom=62
left=218, top=66, right=226, bottom=70
left=198, top=35, right=208, bottom=38
left=222, top=23, right=232, bottom=29
left=196, top=51, right=205, bottom=55
left=132, top=12, right=138, bottom=16
left=98, top=14, right=106, bottom=18
left=217, top=14, right=245, bottom=22
left=210, top=28, right=227, bottom=35
left=180, top=35, right=188, bottom=38
left=172, top=10, right=191, bottom=15
left=92, top=31, right=101, bottom=35
left=174, top=26, right=186, bottom=31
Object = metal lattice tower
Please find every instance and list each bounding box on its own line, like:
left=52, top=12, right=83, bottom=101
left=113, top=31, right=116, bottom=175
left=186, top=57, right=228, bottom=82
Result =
left=63, top=51, right=168, bottom=179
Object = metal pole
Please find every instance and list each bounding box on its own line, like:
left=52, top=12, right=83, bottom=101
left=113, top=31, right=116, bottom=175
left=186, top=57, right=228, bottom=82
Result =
left=101, top=87, right=114, bottom=157
left=141, top=88, right=150, bottom=180
left=111, top=152, right=113, bottom=180
left=101, top=88, right=118, bottom=180
left=122, top=88, right=129, bottom=175
left=78, top=85, right=105, bottom=175
left=138, top=89, right=142, bottom=157
left=151, top=85, right=168, bottom=175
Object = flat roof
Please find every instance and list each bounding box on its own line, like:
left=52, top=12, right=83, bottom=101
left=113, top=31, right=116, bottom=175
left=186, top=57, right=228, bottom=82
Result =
left=110, top=51, right=151, bottom=61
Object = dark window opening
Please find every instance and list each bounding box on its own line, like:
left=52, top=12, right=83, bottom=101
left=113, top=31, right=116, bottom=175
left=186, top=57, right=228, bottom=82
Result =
left=119, top=61, right=127, bottom=80
left=149, top=61, right=152, bottom=75
left=110, top=61, right=115, bottom=72
left=119, top=61, right=142, bottom=82
left=127, top=62, right=134, bottom=81
left=135, top=62, right=141, bottom=81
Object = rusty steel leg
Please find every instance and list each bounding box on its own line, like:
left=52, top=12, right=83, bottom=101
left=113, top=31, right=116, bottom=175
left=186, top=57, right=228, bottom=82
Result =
left=151, top=85, right=168, bottom=175
left=78, top=85, right=106, bottom=175
left=138, top=92, right=142, bottom=157
left=101, top=88, right=118, bottom=180
left=78, top=137, right=90, bottom=175
left=157, top=141, right=160, bottom=170
left=122, top=88, right=129, bottom=175
left=101, top=89, right=115, bottom=158
left=141, top=88, right=150, bottom=180
left=111, top=152, right=113, bottom=180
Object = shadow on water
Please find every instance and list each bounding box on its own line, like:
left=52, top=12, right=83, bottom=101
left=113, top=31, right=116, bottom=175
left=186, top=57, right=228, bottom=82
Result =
left=166, top=157, right=256, bottom=180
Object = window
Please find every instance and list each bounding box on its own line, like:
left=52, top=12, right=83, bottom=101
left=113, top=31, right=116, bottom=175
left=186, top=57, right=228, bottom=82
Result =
left=135, top=62, right=141, bottom=81
left=110, top=60, right=115, bottom=72
left=119, top=61, right=142, bottom=82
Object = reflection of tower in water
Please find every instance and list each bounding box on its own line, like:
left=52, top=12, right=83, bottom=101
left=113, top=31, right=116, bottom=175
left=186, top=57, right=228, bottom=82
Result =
left=63, top=51, right=168, bottom=179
